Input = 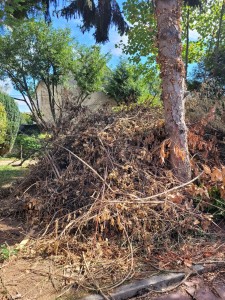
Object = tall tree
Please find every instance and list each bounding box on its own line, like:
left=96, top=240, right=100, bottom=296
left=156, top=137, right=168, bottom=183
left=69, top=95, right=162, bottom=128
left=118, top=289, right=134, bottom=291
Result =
left=155, top=0, right=202, bottom=182
left=0, top=21, right=110, bottom=128
left=124, top=0, right=202, bottom=181
left=155, top=0, right=191, bottom=181
left=72, top=45, right=110, bottom=104
left=0, top=21, right=75, bottom=128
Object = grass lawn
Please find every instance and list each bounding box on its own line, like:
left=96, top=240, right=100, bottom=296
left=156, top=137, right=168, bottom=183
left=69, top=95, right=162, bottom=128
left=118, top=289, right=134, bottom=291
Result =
left=0, top=160, right=29, bottom=188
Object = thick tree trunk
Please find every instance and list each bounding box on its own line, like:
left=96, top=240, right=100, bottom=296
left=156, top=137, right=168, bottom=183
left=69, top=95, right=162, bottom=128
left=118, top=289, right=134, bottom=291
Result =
left=155, top=0, right=191, bottom=182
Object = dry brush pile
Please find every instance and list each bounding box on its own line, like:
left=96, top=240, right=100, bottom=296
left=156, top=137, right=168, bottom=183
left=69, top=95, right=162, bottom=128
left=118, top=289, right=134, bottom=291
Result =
left=11, top=105, right=225, bottom=293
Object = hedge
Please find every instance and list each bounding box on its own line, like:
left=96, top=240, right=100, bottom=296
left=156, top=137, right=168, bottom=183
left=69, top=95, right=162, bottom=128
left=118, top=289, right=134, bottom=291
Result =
left=0, top=91, right=20, bottom=155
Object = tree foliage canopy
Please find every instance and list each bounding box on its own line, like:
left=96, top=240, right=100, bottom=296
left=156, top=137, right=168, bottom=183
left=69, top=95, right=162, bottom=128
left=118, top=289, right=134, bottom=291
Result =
left=72, top=45, right=110, bottom=100
left=105, top=61, right=152, bottom=105
left=0, top=20, right=110, bottom=126
left=0, top=0, right=128, bottom=43
left=0, top=20, right=75, bottom=126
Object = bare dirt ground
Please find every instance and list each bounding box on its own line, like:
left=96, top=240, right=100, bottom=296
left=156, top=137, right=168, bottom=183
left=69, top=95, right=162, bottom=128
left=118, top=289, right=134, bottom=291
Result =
left=0, top=161, right=72, bottom=300
left=0, top=215, right=78, bottom=300
left=0, top=159, right=36, bottom=167
left=0, top=194, right=87, bottom=300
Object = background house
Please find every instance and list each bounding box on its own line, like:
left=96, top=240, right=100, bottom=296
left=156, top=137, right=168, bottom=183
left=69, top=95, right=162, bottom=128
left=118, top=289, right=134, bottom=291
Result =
left=36, top=81, right=116, bottom=124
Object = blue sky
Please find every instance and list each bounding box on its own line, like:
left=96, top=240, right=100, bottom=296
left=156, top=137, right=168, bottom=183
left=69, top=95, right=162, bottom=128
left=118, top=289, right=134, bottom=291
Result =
left=1, top=2, right=200, bottom=112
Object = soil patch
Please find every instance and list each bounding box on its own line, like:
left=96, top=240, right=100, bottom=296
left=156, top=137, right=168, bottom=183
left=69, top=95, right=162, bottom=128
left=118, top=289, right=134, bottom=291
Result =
left=0, top=257, right=64, bottom=300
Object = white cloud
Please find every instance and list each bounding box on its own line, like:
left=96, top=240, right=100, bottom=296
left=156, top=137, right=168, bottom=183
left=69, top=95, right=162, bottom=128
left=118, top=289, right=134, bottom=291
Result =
left=189, top=29, right=200, bottom=42
left=0, top=79, right=13, bottom=93
left=102, top=29, right=128, bottom=56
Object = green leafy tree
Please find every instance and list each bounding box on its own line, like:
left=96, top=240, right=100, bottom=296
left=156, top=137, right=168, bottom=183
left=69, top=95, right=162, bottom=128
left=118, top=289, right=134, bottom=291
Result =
left=72, top=46, right=110, bottom=104
left=122, top=0, right=157, bottom=75
left=0, top=92, right=20, bottom=155
left=0, top=20, right=75, bottom=127
left=182, top=0, right=225, bottom=79
left=0, top=20, right=111, bottom=128
left=105, top=61, right=151, bottom=105
left=187, top=1, right=225, bottom=90
left=122, top=0, right=206, bottom=83
left=0, top=0, right=44, bottom=26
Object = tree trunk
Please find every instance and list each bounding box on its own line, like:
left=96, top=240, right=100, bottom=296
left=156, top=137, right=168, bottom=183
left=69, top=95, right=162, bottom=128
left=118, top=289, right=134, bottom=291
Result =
left=215, top=1, right=225, bottom=60
left=155, top=0, right=191, bottom=182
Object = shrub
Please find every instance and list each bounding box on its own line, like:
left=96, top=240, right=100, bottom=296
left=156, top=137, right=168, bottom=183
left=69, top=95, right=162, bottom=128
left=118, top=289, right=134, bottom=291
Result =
left=0, top=92, right=20, bottom=155
left=14, top=134, right=42, bottom=160
left=20, top=112, right=34, bottom=125
left=0, top=103, right=7, bottom=145
left=105, top=61, right=147, bottom=105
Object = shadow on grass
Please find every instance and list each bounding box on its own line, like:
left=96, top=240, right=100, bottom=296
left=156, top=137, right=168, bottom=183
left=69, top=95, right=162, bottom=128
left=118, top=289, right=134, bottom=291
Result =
left=0, top=164, right=27, bottom=248
left=0, top=165, right=28, bottom=188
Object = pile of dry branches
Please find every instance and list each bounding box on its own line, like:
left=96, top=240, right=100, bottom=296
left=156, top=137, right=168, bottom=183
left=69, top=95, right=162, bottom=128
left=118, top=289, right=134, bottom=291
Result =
left=13, top=105, right=224, bottom=293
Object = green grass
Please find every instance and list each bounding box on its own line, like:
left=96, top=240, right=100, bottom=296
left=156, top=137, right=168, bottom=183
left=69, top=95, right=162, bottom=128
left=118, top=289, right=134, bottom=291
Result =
left=0, top=157, right=17, bottom=161
left=0, top=163, right=28, bottom=188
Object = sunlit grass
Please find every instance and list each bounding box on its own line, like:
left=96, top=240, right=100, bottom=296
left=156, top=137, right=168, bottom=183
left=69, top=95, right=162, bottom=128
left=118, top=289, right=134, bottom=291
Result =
left=0, top=161, right=28, bottom=188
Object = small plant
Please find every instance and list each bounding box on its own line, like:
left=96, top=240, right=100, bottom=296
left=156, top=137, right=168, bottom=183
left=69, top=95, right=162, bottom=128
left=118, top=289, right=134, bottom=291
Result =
left=208, top=186, right=225, bottom=219
left=0, top=244, right=18, bottom=261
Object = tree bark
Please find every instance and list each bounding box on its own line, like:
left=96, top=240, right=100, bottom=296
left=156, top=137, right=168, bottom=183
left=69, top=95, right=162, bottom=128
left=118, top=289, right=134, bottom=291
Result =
left=155, top=0, right=191, bottom=182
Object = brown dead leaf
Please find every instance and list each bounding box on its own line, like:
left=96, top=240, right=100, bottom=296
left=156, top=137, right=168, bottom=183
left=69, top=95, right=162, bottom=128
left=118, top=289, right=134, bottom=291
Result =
left=219, top=186, right=225, bottom=200
left=193, top=219, right=200, bottom=225
left=222, top=165, right=225, bottom=186
left=168, top=192, right=184, bottom=204
left=201, top=214, right=213, bottom=231
left=203, top=251, right=213, bottom=258
left=183, top=258, right=192, bottom=268
left=202, top=164, right=211, bottom=175
left=159, top=139, right=171, bottom=164
left=211, top=167, right=222, bottom=182
left=174, top=145, right=186, bottom=161
left=160, top=140, right=166, bottom=164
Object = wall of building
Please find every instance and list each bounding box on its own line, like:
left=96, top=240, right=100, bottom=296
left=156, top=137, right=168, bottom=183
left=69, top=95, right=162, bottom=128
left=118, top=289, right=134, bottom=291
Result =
left=36, top=81, right=116, bottom=124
